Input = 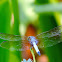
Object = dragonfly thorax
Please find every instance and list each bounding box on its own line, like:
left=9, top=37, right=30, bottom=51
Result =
left=27, top=36, right=38, bottom=45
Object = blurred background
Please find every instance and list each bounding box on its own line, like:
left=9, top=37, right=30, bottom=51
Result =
left=0, top=0, right=62, bottom=62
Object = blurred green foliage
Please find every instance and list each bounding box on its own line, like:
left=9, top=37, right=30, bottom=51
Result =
left=0, top=0, right=21, bottom=62
left=0, top=0, right=62, bottom=62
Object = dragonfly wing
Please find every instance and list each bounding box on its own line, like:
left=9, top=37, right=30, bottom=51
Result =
left=38, top=34, right=62, bottom=48
left=36, top=25, right=62, bottom=48
left=0, top=41, right=30, bottom=51
left=36, top=25, right=62, bottom=39
left=0, top=33, right=27, bottom=41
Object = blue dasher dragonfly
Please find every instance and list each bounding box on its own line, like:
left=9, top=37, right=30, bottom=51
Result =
left=0, top=25, right=62, bottom=56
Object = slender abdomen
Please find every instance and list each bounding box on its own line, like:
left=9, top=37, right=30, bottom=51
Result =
left=33, top=42, right=41, bottom=56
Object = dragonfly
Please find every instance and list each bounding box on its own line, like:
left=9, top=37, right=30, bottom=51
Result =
left=0, top=25, right=62, bottom=56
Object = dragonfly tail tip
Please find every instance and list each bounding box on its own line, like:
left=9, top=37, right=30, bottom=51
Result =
left=37, top=51, right=41, bottom=56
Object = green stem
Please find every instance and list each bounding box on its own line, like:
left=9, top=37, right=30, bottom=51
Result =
left=34, top=2, right=62, bottom=13
left=30, top=48, right=36, bottom=62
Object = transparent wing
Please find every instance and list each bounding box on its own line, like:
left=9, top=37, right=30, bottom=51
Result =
left=36, top=25, right=62, bottom=48
left=0, top=40, right=30, bottom=51
left=0, top=33, right=27, bottom=41
left=38, top=34, right=62, bottom=48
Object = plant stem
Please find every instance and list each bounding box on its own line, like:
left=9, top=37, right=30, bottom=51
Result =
left=34, top=2, right=62, bottom=13
left=30, top=48, right=36, bottom=62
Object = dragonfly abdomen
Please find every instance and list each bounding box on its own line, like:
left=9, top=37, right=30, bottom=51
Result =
left=33, top=42, right=41, bottom=56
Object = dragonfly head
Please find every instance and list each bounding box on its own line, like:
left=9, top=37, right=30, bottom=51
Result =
left=27, top=36, right=35, bottom=41
left=27, top=36, right=36, bottom=45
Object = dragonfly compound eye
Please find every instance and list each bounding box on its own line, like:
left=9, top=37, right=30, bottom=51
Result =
left=27, top=36, right=31, bottom=41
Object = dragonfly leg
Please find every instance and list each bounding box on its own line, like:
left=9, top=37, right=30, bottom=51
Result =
left=30, top=46, right=33, bottom=49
